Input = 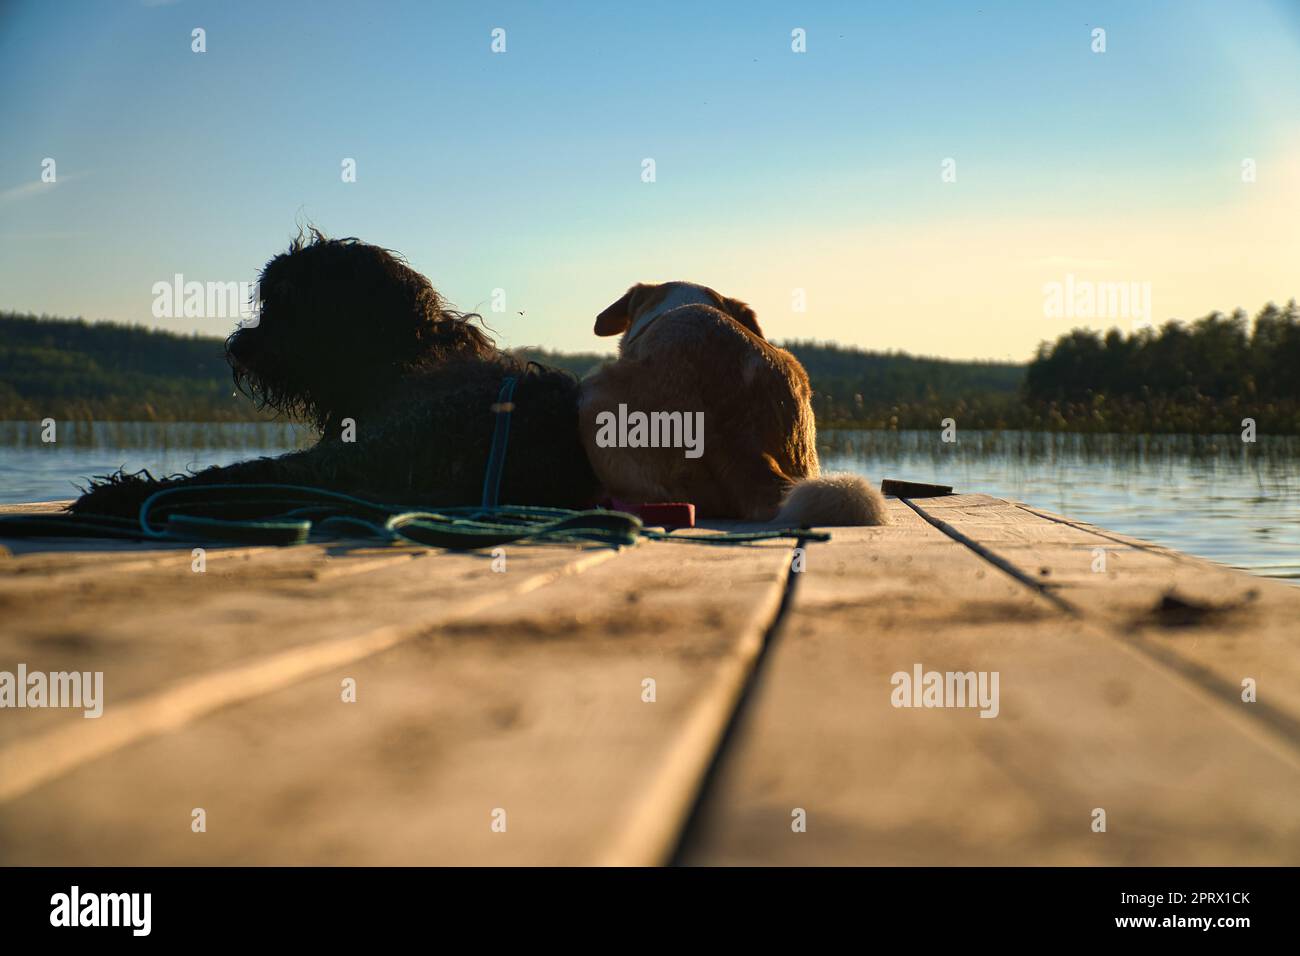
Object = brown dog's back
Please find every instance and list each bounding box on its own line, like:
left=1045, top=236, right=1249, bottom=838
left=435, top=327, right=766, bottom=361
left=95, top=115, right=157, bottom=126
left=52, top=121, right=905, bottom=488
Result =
left=580, top=303, right=818, bottom=519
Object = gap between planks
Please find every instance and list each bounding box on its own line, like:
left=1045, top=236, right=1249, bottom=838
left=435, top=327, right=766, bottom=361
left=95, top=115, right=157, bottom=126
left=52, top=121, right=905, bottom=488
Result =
left=594, top=538, right=804, bottom=866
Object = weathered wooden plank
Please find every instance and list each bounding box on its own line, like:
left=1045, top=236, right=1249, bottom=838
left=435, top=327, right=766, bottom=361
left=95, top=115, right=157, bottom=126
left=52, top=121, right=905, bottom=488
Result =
left=0, top=497, right=635, bottom=752
left=680, top=509, right=1300, bottom=865
left=0, top=540, right=620, bottom=790
left=0, top=500, right=73, bottom=514
left=909, top=494, right=1300, bottom=741
left=0, top=535, right=795, bottom=865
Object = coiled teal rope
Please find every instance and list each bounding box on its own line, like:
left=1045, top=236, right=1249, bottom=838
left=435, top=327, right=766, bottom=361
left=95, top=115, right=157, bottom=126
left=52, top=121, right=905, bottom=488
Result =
left=0, top=484, right=827, bottom=550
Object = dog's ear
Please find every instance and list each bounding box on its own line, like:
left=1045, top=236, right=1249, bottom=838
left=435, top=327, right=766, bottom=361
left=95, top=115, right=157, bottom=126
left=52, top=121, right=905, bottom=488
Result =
left=720, top=296, right=765, bottom=340
left=595, top=285, right=645, bottom=336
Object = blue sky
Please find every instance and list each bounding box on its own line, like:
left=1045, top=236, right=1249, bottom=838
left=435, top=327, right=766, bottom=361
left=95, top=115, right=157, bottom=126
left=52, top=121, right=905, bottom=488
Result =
left=2, top=0, right=1299, bottom=359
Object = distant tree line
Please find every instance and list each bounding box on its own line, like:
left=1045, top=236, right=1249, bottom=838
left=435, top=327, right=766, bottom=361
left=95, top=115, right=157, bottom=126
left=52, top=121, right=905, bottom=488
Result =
left=780, top=341, right=1028, bottom=430
left=0, top=313, right=253, bottom=422
left=1, top=306, right=1297, bottom=432
left=1021, top=302, right=1300, bottom=432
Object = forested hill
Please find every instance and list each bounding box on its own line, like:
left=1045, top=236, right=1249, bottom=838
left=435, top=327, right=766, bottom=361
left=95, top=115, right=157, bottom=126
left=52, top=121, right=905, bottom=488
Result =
left=0, top=313, right=244, bottom=421
left=1, top=312, right=1026, bottom=425
left=3, top=306, right=1299, bottom=432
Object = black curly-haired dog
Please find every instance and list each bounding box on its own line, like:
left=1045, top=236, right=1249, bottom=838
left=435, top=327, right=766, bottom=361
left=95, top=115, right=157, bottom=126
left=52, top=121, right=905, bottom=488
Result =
left=71, top=231, right=600, bottom=518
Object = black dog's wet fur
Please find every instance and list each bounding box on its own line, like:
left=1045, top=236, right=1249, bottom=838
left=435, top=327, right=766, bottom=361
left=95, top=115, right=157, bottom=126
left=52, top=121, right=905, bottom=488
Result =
left=70, top=230, right=599, bottom=517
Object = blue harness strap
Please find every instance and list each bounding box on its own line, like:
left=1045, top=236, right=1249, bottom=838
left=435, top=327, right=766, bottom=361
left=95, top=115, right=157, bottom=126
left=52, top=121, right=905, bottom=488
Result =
left=481, top=375, right=519, bottom=508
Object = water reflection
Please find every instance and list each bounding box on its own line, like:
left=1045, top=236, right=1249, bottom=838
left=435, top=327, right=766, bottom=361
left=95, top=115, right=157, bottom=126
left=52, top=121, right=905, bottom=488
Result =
left=821, top=429, right=1299, bottom=580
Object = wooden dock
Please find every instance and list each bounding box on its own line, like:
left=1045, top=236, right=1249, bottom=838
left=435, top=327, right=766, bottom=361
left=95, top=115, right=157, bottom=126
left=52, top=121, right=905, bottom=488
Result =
left=1, top=493, right=1297, bottom=865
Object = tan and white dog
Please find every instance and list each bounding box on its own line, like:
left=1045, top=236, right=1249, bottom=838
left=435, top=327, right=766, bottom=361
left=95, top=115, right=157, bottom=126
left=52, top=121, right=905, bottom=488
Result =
left=578, top=281, right=887, bottom=526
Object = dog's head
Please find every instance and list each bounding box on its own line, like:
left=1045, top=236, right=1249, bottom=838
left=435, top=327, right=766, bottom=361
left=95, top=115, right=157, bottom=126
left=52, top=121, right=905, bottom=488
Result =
left=594, top=281, right=764, bottom=344
left=226, top=229, right=494, bottom=429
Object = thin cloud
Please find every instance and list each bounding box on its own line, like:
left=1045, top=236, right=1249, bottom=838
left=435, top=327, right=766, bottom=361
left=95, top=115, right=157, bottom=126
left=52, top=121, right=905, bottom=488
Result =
left=0, top=171, right=88, bottom=205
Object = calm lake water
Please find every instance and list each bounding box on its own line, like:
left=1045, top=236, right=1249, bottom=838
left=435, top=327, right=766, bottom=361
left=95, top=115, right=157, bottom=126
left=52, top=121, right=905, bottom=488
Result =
left=1, top=422, right=1296, bottom=581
